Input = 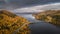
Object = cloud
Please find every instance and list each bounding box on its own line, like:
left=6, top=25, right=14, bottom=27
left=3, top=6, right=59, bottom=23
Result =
left=13, top=3, right=60, bottom=13
left=40, top=3, right=60, bottom=10
left=0, top=0, right=60, bottom=10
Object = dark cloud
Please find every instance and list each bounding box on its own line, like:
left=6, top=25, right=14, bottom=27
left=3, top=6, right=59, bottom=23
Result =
left=0, top=0, right=60, bottom=10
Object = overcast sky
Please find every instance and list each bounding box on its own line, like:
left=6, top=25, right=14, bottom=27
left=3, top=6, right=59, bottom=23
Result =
left=0, top=0, right=60, bottom=9
left=0, top=0, right=60, bottom=13
left=13, top=3, right=60, bottom=13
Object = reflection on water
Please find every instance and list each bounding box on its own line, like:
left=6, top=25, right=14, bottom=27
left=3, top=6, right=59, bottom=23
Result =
left=17, top=14, right=36, bottom=22
left=17, top=14, right=60, bottom=34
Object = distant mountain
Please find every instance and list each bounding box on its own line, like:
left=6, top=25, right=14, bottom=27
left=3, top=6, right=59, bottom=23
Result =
left=33, top=10, right=60, bottom=26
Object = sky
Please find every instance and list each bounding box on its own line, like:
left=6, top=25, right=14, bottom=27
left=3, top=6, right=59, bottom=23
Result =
left=0, top=0, right=60, bottom=13
left=13, top=3, right=60, bottom=13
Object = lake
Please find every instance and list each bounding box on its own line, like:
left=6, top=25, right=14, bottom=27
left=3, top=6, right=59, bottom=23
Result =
left=17, top=14, right=60, bottom=34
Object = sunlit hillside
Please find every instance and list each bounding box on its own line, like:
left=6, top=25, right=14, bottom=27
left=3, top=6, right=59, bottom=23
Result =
left=33, top=10, right=60, bottom=26
left=0, top=10, right=30, bottom=34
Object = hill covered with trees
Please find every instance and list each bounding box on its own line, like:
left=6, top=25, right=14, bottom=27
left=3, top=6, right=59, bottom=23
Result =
left=33, top=10, right=60, bottom=26
left=0, top=10, right=30, bottom=34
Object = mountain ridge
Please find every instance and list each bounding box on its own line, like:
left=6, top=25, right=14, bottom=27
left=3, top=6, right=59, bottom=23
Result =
left=33, top=10, right=60, bottom=26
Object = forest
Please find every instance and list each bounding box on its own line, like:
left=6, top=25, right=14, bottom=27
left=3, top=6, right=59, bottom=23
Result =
left=0, top=10, right=30, bottom=34
left=33, top=10, right=60, bottom=26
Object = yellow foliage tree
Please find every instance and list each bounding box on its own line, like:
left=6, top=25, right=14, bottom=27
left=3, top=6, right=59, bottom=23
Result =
left=33, top=10, right=60, bottom=26
left=0, top=10, right=30, bottom=34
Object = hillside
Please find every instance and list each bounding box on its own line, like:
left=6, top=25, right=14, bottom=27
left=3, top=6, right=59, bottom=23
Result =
left=0, top=10, right=30, bottom=34
left=33, top=10, right=60, bottom=26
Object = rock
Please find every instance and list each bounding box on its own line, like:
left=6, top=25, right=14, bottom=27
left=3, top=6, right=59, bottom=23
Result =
left=0, top=10, right=30, bottom=34
left=33, top=10, right=60, bottom=26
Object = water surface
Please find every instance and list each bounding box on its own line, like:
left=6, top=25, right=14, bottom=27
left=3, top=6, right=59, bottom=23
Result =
left=17, top=14, right=60, bottom=34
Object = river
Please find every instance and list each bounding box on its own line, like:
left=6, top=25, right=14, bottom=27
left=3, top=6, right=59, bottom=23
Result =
left=17, top=14, right=60, bottom=34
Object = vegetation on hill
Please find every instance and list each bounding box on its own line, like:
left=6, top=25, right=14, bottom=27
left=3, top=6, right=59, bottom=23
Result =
left=33, top=10, right=60, bottom=26
left=0, top=10, right=30, bottom=34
